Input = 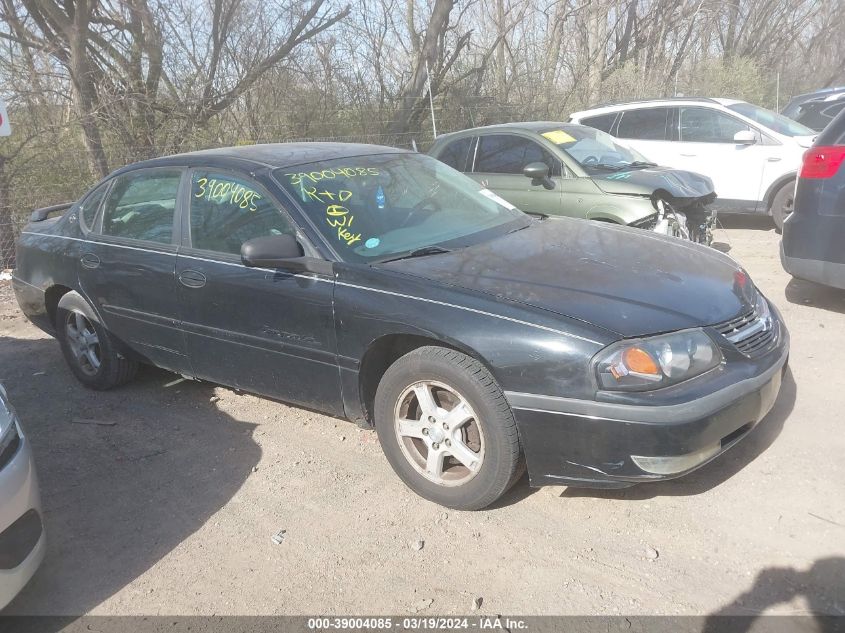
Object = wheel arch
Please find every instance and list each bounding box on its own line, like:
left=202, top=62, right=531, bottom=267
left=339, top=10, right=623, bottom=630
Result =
left=586, top=198, right=652, bottom=225
left=357, top=333, right=491, bottom=427
left=764, top=172, right=797, bottom=214
left=45, top=284, right=75, bottom=329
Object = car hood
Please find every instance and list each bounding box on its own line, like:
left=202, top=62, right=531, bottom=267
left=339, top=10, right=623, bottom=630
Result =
left=379, top=218, right=754, bottom=337
left=591, top=166, right=716, bottom=206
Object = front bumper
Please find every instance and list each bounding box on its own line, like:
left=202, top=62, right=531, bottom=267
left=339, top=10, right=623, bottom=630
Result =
left=0, top=422, right=45, bottom=610
left=508, top=338, right=789, bottom=488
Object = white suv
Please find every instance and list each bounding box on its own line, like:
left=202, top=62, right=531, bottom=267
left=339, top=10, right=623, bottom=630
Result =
left=570, top=98, right=816, bottom=229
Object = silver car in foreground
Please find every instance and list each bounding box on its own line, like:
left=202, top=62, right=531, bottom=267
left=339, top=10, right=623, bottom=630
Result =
left=0, top=383, right=44, bottom=609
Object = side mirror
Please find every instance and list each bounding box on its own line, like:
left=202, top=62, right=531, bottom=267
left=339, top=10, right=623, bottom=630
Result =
left=523, top=162, right=555, bottom=190
left=734, top=130, right=757, bottom=145
left=241, top=234, right=332, bottom=274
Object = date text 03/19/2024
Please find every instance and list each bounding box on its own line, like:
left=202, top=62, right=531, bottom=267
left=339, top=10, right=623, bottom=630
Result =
left=307, top=617, right=528, bottom=630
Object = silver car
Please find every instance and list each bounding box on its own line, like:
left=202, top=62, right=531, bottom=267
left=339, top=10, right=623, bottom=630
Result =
left=0, top=383, right=44, bottom=609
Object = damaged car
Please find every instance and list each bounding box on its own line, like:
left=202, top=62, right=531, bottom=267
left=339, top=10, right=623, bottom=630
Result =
left=13, top=143, right=787, bottom=510
left=428, top=122, right=717, bottom=244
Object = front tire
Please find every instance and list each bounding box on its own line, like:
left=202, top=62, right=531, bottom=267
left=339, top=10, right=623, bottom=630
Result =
left=771, top=181, right=794, bottom=232
left=56, top=291, right=138, bottom=390
left=374, top=346, right=523, bottom=510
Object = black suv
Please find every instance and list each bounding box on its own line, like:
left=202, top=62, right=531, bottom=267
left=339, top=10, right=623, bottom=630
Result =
left=781, top=108, right=845, bottom=289
left=782, top=88, right=845, bottom=132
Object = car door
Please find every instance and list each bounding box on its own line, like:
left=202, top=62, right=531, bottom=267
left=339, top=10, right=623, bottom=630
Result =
left=468, top=133, right=564, bottom=214
left=175, top=168, right=342, bottom=415
left=78, top=167, right=190, bottom=373
left=673, top=106, right=769, bottom=210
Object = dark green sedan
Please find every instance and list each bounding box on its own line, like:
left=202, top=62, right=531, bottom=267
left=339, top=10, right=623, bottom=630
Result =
left=428, top=122, right=717, bottom=243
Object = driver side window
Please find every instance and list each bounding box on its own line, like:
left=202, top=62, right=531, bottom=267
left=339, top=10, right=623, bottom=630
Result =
left=189, top=171, right=296, bottom=255
left=679, top=107, right=752, bottom=143
left=474, top=135, right=561, bottom=176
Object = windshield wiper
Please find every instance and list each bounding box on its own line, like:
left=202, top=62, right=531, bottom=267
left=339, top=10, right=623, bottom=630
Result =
left=627, top=161, right=658, bottom=168
left=589, top=163, right=626, bottom=171
left=376, top=245, right=452, bottom=264
left=524, top=211, right=548, bottom=220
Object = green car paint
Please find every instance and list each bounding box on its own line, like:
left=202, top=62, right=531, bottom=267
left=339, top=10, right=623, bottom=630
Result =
left=427, top=122, right=716, bottom=231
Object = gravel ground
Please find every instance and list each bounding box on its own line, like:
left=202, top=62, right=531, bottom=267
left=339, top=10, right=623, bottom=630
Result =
left=1, top=217, right=843, bottom=617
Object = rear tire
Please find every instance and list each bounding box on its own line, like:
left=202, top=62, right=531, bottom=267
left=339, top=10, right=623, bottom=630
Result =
left=374, top=346, right=523, bottom=510
left=771, top=181, right=794, bottom=233
left=56, top=291, right=138, bottom=390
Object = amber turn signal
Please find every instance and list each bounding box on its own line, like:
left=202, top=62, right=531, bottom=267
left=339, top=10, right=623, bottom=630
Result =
left=621, top=347, right=660, bottom=376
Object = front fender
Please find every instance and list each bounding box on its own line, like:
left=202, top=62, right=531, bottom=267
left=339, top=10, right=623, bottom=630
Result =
left=333, top=264, right=616, bottom=423
left=586, top=196, right=655, bottom=224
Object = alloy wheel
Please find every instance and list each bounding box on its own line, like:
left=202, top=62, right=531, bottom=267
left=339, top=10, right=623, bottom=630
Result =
left=65, top=311, right=101, bottom=376
left=393, top=380, right=485, bottom=487
left=781, top=194, right=794, bottom=223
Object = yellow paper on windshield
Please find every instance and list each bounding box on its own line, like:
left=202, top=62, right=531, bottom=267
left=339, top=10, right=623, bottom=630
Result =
left=542, top=130, right=576, bottom=144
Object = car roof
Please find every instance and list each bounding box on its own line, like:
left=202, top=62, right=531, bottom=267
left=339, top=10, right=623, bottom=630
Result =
left=789, top=86, right=845, bottom=102
left=797, top=92, right=845, bottom=106
left=110, top=142, right=410, bottom=176
left=570, top=97, right=744, bottom=117
left=436, top=121, right=587, bottom=139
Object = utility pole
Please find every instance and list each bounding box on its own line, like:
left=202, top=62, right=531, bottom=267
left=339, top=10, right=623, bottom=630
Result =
left=425, top=60, right=438, bottom=139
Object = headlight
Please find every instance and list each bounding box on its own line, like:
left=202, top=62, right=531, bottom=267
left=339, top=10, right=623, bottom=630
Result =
left=594, top=329, right=723, bottom=391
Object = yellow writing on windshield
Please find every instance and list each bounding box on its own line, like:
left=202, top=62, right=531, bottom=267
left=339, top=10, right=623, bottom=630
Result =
left=285, top=167, right=379, bottom=186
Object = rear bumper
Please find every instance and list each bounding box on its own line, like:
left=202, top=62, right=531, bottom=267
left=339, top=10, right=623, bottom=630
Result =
left=0, top=423, right=45, bottom=610
left=781, top=241, right=845, bottom=290
left=11, top=276, right=53, bottom=336
left=508, top=341, right=789, bottom=488
left=781, top=198, right=845, bottom=289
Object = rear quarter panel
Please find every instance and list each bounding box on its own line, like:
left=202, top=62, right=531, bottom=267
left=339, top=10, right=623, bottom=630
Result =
left=13, top=209, right=85, bottom=334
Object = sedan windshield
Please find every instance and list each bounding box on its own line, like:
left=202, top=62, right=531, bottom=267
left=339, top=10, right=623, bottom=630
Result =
left=274, top=153, right=530, bottom=264
left=541, top=127, right=651, bottom=173
left=727, top=102, right=814, bottom=137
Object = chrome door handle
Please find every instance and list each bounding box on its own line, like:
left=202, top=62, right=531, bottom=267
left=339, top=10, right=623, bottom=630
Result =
left=80, top=253, right=100, bottom=269
left=680, top=153, right=696, bottom=157
left=767, top=157, right=782, bottom=162
left=178, top=269, right=206, bottom=288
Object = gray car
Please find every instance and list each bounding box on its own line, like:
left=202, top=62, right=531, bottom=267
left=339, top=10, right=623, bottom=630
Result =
left=0, top=383, right=44, bottom=609
left=428, top=122, right=717, bottom=243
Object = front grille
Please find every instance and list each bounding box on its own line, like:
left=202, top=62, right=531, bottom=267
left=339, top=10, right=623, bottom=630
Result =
left=715, top=306, right=776, bottom=357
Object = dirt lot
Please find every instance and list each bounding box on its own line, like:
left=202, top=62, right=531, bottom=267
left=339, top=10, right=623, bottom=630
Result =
left=1, top=218, right=843, bottom=617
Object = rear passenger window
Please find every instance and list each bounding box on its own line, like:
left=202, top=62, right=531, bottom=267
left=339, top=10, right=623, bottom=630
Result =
left=79, top=182, right=109, bottom=232
left=474, top=135, right=560, bottom=176
left=616, top=108, right=670, bottom=140
left=101, top=170, right=181, bottom=244
left=579, top=113, right=617, bottom=134
left=189, top=171, right=295, bottom=255
left=436, top=137, right=474, bottom=172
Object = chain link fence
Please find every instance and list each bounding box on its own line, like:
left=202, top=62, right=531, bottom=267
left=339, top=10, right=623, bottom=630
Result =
left=1, top=218, right=20, bottom=271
